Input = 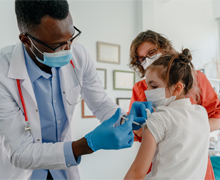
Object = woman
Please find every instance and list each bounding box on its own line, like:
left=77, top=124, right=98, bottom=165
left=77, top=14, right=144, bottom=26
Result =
left=128, top=30, right=220, bottom=179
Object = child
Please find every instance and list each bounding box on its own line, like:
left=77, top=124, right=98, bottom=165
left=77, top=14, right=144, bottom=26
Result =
left=124, top=49, right=210, bottom=179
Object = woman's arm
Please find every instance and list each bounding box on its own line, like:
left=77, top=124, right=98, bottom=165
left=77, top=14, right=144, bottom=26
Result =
left=124, top=127, right=156, bottom=180
left=209, top=118, right=220, bottom=132
left=195, top=70, right=220, bottom=132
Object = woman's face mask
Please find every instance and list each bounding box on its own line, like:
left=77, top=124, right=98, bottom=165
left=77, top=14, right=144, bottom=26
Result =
left=141, top=53, right=162, bottom=70
left=136, top=41, right=163, bottom=70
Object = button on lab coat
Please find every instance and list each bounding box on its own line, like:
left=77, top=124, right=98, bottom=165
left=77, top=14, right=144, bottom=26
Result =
left=0, top=42, right=119, bottom=179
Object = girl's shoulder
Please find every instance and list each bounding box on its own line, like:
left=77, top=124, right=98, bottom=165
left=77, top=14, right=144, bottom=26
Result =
left=152, top=99, right=207, bottom=120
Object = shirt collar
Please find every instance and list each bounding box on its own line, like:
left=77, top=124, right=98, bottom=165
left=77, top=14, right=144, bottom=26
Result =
left=23, top=45, right=51, bottom=83
left=168, top=98, right=192, bottom=107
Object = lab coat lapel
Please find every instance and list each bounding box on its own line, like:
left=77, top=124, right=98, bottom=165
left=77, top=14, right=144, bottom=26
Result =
left=7, top=42, right=37, bottom=106
left=59, top=64, right=71, bottom=122
left=7, top=42, right=42, bottom=142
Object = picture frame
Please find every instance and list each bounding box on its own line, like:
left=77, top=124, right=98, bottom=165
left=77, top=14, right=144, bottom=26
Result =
left=198, top=68, right=205, bottom=74
left=82, top=99, right=96, bottom=118
left=96, top=68, right=107, bottom=89
left=97, top=41, right=120, bottom=64
left=113, top=70, right=135, bottom=90
left=116, top=98, right=131, bottom=112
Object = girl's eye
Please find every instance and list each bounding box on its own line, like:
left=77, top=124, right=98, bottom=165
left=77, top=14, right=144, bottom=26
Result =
left=152, top=86, right=158, bottom=89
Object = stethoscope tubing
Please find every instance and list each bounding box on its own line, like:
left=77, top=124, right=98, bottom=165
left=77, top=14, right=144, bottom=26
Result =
left=17, top=59, right=82, bottom=132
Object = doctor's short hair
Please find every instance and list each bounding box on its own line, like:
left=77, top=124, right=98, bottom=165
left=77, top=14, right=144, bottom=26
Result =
left=147, top=49, right=194, bottom=95
left=15, top=0, right=69, bottom=33
left=129, top=30, right=175, bottom=78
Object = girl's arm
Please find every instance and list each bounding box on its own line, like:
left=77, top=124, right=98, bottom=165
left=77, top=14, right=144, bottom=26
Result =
left=124, top=127, right=157, bottom=180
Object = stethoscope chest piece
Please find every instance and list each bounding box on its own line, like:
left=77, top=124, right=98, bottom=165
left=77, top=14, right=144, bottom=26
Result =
left=25, top=121, right=31, bottom=133
left=25, top=126, right=31, bottom=132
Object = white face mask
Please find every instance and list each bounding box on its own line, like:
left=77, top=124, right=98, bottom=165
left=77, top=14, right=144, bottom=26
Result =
left=141, top=53, right=162, bottom=70
left=144, top=87, right=176, bottom=108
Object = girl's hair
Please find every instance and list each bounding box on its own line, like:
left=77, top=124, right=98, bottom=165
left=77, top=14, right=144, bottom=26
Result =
left=147, top=49, right=194, bottom=95
left=129, top=30, right=174, bottom=78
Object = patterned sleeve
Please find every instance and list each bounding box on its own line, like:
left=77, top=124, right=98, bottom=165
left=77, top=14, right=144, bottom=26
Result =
left=144, top=110, right=168, bottom=144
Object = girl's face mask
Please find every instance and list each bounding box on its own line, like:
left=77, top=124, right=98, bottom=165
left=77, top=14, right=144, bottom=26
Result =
left=144, top=69, right=178, bottom=109
left=144, top=87, right=176, bottom=108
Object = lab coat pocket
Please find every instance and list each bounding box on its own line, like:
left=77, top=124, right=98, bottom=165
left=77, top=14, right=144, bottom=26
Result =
left=65, top=85, right=81, bottom=107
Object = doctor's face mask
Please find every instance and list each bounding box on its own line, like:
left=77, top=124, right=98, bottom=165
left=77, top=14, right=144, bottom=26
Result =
left=26, top=26, right=81, bottom=68
left=28, top=36, right=74, bottom=68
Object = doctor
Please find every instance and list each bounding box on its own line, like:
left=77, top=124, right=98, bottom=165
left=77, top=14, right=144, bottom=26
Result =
left=0, top=0, right=138, bottom=179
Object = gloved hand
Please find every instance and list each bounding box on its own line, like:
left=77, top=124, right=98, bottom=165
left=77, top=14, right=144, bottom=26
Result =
left=129, top=101, right=154, bottom=130
left=84, top=108, right=134, bottom=152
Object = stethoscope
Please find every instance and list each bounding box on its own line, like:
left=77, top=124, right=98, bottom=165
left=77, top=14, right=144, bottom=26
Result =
left=17, top=60, right=83, bottom=133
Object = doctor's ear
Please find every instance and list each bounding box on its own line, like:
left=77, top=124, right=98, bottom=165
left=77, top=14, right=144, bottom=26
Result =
left=173, top=82, right=185, bottom=96
left=19, top=34, right=31, bottom=47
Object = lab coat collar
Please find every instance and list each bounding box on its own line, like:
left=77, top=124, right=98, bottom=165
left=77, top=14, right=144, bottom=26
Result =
left=7, top=42, right=37, bottom=107
left=7, top=42, right=27, bottom=80
left=23, top=45, right=52, bottom=83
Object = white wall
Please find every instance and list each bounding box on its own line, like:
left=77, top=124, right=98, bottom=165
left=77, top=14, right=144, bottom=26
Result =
left=152, top=0, right=219, bottom=75
left=0, top=0, right=19, bottom=48
left=212, top=0, right=220, bottom=19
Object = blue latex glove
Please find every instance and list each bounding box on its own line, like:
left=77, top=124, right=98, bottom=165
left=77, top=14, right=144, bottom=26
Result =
left=84, top=108, right=134, bottom=152
left=129, top=101, right=154, bottom=130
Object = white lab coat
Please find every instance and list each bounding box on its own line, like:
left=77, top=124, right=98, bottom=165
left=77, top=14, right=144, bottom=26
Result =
left=0, top=42, right=119, bottom=179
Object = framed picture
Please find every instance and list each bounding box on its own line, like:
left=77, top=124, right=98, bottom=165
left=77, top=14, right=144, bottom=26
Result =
left=82, top=99, right=96, bottom=118
left=113, top=70, right=135, bottom=90
left=97, top=41, right=120, bottom=64
left=96, top=68, right=107, bottom=89
left=116, top=98, right=131, bottom=112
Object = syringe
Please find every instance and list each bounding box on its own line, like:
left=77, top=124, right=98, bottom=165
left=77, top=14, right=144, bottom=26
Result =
left=121, top=115, right=142, bottom=127
left=121, top=108, right=152, bottom=127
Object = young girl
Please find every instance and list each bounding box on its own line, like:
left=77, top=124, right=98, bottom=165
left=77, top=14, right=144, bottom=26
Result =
left=124, top=49, right=210, bottom=179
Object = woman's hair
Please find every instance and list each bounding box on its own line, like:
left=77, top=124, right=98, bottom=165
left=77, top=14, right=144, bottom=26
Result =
left=147, top=49, right=194, bottom=95
left=129, top=30, right=174, bottom=78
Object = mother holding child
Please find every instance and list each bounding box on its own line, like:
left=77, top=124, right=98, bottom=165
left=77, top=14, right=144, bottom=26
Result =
left=125, top=30, right=220, bottom=179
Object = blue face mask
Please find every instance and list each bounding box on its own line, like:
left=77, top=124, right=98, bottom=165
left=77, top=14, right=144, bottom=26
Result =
left=35, top=50, right=73, bottom=68
left=29, top=38, right=73, bottom=68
